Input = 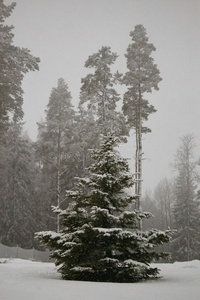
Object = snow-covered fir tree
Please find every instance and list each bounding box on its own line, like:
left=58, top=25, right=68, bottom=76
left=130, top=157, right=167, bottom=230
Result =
left=36, top=133, right=172, bottom=282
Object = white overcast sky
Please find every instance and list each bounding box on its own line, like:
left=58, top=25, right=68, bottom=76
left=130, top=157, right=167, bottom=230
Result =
left=4, top=0, right=200, bottom=192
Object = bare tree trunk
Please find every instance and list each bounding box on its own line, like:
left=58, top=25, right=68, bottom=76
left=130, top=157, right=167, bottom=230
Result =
left=135, top=129, right=139, bottom=208
left=56, top=127, right=61, bottom=232
left=138, top=86, right=143, bottom=229
left=134, top=85, right=143, bottom=230
left=102, top=83, right=107, bottom=135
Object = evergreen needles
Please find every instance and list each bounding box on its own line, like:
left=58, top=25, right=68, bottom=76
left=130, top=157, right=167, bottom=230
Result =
left=36, top=133, right=172, bottom=282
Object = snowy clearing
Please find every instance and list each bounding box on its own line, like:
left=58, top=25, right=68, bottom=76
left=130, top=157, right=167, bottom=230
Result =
left=0, top=259, right=200, bottom=300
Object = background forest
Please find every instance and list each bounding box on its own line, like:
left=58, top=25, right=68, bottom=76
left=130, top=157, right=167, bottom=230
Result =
left=0, top=0, right=200, bottom=264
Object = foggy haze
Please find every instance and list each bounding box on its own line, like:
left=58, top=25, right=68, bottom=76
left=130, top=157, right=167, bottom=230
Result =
left=4, top=0, right=200, bottom=191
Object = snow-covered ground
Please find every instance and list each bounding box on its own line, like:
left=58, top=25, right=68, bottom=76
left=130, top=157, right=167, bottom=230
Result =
left=0, top=259, right=200, bottom=300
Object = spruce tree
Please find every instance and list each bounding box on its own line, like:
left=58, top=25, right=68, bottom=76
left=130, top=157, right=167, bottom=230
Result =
left=36, top=133, right=171, bottom=282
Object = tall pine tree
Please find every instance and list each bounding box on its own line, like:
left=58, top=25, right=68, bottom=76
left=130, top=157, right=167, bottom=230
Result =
left=0, top=0, right=40, bottom=244
left=76, top=46, right=128, bottom=177
left=0, top=0, right=39, bottom=138
left=35, top=78, right=77, bottom=232
left=80, top=46, right=128, bottom=138
left=36, top=133, right=171, bottom=282
left=122, top=25, right=162, bottom=214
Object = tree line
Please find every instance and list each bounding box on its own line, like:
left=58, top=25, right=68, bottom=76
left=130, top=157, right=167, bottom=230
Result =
left=0, top=0, right=199, bottom=264
left=142, top=134, right=200, bottom=261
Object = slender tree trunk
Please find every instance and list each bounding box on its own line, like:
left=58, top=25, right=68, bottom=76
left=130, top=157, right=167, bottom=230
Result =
left=136, top=85, right=143, bottom=230
left=186, top=148, right=190, bottom=261
left=186, top=154, right=190, bottom=261
left=57, top=165, right=61, bottom=232
left=134, top=85, right=143, bottom=230
left=56, top=126, right=61, bottom=232
left=135, top=131, right=139, bottom=208
left=102, top=83, right=107, bottom=135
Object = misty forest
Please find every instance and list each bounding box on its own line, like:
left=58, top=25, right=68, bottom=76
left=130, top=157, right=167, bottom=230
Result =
left=0, top=0, right=200, bottom=283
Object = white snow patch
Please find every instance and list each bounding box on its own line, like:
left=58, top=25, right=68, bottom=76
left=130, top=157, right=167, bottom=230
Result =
left=0, top=259, right=200, bottom=300
left=71, top=266, right=94, bottom=272
left=124, top=259, right=147, bottom=267
left=36, top=231, right=61, bottom=239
